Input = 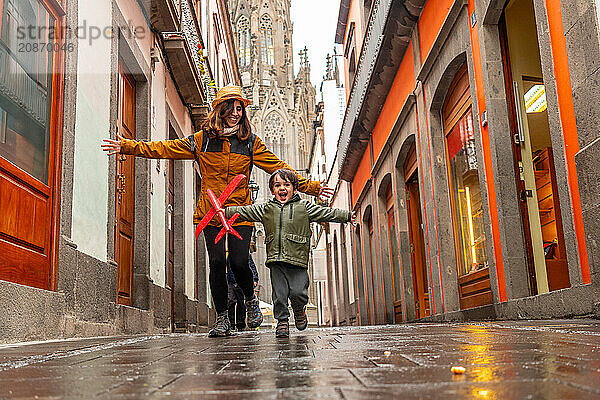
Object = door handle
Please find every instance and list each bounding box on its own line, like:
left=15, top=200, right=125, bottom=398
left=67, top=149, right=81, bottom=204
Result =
left=117, top=173, right=126, bottom=204
left=117, top=174, right=125, bottom=193
left=520, top=189, right=533, bottom=202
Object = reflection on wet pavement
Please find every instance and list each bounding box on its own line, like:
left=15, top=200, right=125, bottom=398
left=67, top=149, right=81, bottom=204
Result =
left=0, top=320, right=599, bottom=398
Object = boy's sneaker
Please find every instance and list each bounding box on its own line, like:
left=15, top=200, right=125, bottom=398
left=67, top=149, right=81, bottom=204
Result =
left=276, top=319, right=290, bottom=338
left=245, top=295, right=263, bottom=328
left=208, top=312, right=232, bottom=337
left=293, top=306, right=308, bottom=331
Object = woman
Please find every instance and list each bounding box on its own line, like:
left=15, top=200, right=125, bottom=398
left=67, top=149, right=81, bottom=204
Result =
left=101, top=85, right=333, bottom=337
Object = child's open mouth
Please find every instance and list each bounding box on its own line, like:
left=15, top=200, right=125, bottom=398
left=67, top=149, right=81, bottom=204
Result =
left=277, top=191, right=289, bottom=201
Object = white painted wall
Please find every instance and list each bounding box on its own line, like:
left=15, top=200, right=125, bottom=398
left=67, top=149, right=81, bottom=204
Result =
left=71, top=1, right=112, bottom=261
left=149, top=59, right=168, bottom=288
left=184, top=163, right=196, bottom=299
left=328, top=145, right=355, bottom=304
left=321, top=80, right=345, bottom=175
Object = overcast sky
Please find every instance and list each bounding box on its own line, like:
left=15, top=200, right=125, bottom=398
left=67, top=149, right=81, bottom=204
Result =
left=290, top=1, right=341, bottom=89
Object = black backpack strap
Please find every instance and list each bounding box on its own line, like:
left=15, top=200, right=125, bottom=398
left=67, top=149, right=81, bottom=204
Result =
left=187, top=133, right=198, bottom=162
left=248, top=134, right=256, bottom=176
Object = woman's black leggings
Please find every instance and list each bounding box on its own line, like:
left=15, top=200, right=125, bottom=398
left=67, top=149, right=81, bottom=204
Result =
left=203, top=225, right=254, bottom=313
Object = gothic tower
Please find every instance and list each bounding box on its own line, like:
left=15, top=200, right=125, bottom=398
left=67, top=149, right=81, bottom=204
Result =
left=227, top=0, right=316, bottom=184
left=227, top=0, right=317, bottom=302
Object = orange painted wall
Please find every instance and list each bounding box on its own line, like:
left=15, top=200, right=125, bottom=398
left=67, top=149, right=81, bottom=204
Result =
left=352, top=143, right=372, bottom=206
left=371, top=43, right=415, bottom=160
left=418, top=0, right=454, bottom=64
left=343, top=0, right=367, bottom=99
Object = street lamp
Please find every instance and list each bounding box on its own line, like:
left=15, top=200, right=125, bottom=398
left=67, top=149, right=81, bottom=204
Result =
left=249, top=179, right=259, bottom=202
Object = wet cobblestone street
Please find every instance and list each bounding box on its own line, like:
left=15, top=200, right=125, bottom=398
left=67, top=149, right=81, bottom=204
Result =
left=1, top=320, right=600, bottom=399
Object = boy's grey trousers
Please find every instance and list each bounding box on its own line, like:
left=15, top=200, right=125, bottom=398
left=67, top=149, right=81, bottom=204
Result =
left=269, top=262, right=309, bottom=321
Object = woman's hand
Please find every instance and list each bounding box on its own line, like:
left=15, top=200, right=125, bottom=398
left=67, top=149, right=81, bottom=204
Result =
left=318, top=181, right=334, bottom=202
left=101, top=132, right=124, bottom=155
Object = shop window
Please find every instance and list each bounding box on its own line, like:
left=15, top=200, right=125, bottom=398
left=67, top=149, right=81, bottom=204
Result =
left=0, top=0, right=55, bottom=184
left=446, top=109, right=488, bottom=277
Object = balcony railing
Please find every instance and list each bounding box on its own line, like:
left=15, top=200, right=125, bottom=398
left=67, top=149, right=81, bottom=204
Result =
left=337, top=0, right=424, bottom=181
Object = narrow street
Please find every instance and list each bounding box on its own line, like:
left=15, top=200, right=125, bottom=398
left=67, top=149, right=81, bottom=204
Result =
left=1, top=320, right=600, bottom=399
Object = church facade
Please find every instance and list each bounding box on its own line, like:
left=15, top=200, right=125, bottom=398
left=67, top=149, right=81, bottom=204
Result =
left=227, top=0, right=319, bottom=317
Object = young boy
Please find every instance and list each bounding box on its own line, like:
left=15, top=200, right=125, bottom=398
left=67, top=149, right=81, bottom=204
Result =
left=225, top=169, right=352, bottom=338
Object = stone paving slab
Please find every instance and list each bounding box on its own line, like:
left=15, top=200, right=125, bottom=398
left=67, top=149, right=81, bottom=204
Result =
left=0, top=320, right=600, bottom=398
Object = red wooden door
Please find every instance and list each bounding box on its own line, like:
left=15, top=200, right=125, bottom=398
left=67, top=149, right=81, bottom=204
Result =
left=115, top=64, right=135, bottom=305
left=406, top=177, right=429, bottom=318
left=403, top=145, right=429, bottom=318
left=366, top=216, right=377, bottom=325
left=385, top=187, right=403, bottom=323
left=0, top=0, right=64, bottom=290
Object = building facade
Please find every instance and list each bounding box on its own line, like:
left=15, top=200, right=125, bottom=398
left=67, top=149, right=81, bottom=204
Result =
left=331, top=0, right=600, bottom=325
left=308, top=51, right=356, bottom=326
left=227, top=0, right=320, bottom=319
left=0, top=0, right=239, bottom=342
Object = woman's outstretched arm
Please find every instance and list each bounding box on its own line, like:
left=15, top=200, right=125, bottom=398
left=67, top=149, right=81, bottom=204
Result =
left=101, top=132, right=197, bottom=159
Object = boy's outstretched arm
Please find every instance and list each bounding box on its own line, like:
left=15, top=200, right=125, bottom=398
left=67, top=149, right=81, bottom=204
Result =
left=305, top=201, right=351, bottom=224
left=225, top=203, right=266, bottom=223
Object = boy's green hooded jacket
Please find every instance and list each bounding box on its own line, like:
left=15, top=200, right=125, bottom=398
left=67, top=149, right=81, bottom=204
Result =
left=226, top=194, right=350, bottom=268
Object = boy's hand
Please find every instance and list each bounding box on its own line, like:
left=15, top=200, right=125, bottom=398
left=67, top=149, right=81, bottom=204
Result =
left=101, top=132, right=124, bottom=155
left=318, top=181, right=334, bottom=202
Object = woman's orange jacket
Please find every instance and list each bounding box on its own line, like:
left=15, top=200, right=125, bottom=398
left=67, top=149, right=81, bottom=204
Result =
left=120, top=131, right=321, bottom=227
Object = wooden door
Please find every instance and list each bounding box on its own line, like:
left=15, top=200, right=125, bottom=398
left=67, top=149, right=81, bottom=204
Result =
left=500, top=8, right=569, bottom=294
left=406, top=176, right=429, bottom=319
left=499, top=16, right=538, bottom=295
left=167, top=158, right=175, bottom=331
left=115, top=64, right=135, bottom=305
left=366, top=216, right=377, bottom=325
left=385, top=187, right=402, bottom=323
left=404, top=145, right=429, bottom=318
left=0, top=0, right=64, bottom=290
